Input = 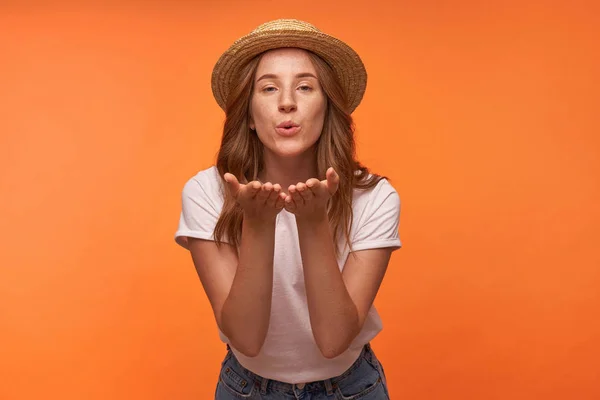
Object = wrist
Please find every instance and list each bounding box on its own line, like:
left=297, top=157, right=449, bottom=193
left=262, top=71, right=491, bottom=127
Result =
left=294, top=210, right=329, bottom=227
left=243, top=212, right=278, bottom=226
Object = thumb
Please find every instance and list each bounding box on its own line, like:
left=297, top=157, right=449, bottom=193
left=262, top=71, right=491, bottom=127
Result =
left=223, top=173, right=241, bottom=198
left=326, top=167, right=340, bottom=195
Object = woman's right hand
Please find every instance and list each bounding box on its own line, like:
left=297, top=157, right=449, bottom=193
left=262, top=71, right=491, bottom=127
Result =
left=224, top=173, right=287, bottom=221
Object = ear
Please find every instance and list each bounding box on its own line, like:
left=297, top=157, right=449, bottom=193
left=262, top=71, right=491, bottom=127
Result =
left=248, top=102, right=256, bottom=130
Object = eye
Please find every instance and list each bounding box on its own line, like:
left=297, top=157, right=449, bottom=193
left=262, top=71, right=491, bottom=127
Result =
left=299, top=85, right=312, bottom=91
left=262, top=86, right=276, bottom=92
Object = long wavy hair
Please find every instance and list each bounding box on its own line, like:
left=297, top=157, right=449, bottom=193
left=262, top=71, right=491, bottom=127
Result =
left=214, top=49, right=385, bottom=257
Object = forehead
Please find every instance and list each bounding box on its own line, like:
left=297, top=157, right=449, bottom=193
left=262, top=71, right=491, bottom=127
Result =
left=255, top=48, right=316, bottom=76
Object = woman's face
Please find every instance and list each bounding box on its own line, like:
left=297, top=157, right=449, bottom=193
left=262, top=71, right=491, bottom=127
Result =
left=249, top=48, right=327, bottom=159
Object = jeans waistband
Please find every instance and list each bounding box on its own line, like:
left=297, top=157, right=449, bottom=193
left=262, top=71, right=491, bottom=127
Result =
left=224, top=343, right=373, bottom=395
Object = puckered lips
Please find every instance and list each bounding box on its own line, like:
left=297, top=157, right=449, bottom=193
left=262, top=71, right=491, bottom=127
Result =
left=275, top=120, right=301, bottom=137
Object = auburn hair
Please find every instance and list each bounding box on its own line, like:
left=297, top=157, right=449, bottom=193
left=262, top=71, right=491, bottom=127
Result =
left=213, top=50, right=385, bottom=257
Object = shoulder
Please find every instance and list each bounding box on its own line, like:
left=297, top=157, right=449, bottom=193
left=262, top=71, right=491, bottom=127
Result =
left=185, top=165, right=221, bottom=186
left=349, top=175, right=401, bottom=235
left=182, top=166, right=224, bottom=202
left=352, top=175, right=400, bottom=209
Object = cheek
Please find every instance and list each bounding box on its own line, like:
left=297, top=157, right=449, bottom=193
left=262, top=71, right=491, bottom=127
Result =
left=312, top=95, right=326, bottom=115
left=249, top=98, right=262, bottom=120
left=251, top=105, right=271, bottom=127
left=309, top=100, right=327, bottom=128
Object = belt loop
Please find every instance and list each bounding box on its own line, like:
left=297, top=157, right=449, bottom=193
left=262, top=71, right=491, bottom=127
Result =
left=324, top=378, right=334, bottom=395
left=260, top=377, right=268, bottom=395
left=364, top=342, right=373, bottom=362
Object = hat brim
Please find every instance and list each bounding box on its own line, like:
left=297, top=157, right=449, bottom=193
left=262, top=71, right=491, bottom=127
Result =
left=211, top=29, right=367, bottom=113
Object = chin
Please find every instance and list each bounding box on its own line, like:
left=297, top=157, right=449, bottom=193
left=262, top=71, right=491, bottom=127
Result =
left=269, top=143, right=314, bottom=157
left=273, top=149, right=307, bottom=158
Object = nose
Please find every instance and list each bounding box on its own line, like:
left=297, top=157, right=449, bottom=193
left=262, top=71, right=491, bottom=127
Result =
left=278, top=89, right=297, bottom=113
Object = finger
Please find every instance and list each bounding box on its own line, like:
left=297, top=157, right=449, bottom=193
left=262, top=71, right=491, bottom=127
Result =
left=289, top=184, right=304, bottom=206
left=244, top=180, right=262, bottom=199
left=256, top=182, right=273, bottom=203
left=223, top=173, right=241, bottom=198
left=275, top=191, right=287, bottom=210
left=271, top=184, right=285, bottom=208
left=284, top=195, right=296, bottom=212
left=306, top=178, right=326, bottom=197
left=326, top=167, right=340, bottom=195
left=265, top=183, right=281, bottom=207
left=296, top=182, right=314, bottom=201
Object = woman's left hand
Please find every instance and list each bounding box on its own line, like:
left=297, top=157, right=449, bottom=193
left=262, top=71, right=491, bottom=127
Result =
left=284, top=167, right=340, bottom=220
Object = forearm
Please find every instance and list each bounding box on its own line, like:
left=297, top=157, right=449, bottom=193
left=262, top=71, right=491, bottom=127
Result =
left=221, top=215, right=275, bottom=357
left=296, top=214, right=360, bottom=359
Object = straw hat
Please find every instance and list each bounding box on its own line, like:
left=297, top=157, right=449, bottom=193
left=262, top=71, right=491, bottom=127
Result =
left=211, top=19, right=367, bottom=113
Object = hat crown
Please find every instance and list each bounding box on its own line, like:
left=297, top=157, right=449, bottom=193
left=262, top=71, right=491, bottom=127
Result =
left=253, top=19, right=320, bottom=34
left=212, top=18, right=367, bottom=113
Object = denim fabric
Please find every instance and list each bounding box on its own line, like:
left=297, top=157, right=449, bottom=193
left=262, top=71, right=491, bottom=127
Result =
left=215, top=343, right=390, bottom=399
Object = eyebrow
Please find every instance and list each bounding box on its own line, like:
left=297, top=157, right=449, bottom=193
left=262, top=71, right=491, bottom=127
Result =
left=256, top=72, right=318, bottom=82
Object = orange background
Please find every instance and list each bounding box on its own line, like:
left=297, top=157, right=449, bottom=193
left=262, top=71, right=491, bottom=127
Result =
left=1, top=1, right=599, bottom=399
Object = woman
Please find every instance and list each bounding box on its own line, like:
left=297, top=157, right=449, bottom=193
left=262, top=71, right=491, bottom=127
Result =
left=175, top=19, right=402, bottom=399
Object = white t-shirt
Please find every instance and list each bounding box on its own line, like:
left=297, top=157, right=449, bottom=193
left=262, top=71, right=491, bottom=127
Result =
left=175, top=166, right=402, bottom=384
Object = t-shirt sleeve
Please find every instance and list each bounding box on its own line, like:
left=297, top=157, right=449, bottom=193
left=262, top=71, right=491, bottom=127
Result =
left=351, top=180, right=402, bottom=252
left=174, top=169, right=227, bottom=250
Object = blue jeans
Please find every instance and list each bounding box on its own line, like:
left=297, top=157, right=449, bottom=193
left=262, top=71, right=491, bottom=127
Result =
left=215, top=342, right=390, bottom=399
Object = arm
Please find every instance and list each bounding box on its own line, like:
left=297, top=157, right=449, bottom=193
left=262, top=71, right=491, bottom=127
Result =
left=286, top=168, right=400, bottom=358
left=296, top=216, right=392, bottom=358
left=188, top=178, right=286, bottom=357
left=220, top=214, right=276, bottom=356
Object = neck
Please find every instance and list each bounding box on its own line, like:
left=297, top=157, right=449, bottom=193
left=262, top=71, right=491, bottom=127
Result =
left=258, top=149, right=318, bottom=191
